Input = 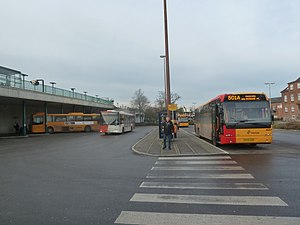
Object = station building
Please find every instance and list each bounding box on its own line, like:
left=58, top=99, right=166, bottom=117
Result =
left=0, top=65, right=115, bottom=135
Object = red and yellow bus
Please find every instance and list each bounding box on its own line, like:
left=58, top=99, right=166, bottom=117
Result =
left=194, top=93, right=273, bottom=145
left=177, top=114, right=189, bottom=127
left=99, top=110, right=135, bottom=134
left=31, top=112, right=100, bottom=134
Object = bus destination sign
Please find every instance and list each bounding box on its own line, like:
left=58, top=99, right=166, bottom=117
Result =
left=225, top=94, right=267, bottom=101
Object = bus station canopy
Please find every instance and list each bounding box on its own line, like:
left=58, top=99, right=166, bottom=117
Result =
left=0, top=65, right=21, bottom=76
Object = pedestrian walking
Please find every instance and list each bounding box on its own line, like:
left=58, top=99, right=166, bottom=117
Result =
left=13, top=122, right=19, bottom=134
left=162, top=116, right=174, bottom=150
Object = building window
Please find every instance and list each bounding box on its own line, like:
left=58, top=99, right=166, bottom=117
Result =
left=297, top=82, right=300, bottom=89
left=291, top=94, right=294, bottom=102
left=290, top=84, right=294, bottom=90
left=284, top=95, right=288, bottom=102
left=285, top=107, right=288, bottom=113
left=298, top=93, right=300, bottom=101
left=291, top=106, right=295, bottom=112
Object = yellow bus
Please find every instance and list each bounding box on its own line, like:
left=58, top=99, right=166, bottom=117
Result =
left=178, top=114, right=189, bottom=127
left=31, top=112, right=100, bottom=134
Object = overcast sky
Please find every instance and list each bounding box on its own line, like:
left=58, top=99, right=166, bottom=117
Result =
left=1, top=0, right=300, bottom=108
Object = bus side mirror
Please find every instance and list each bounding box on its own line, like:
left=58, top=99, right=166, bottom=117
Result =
left=271, top=114, right=275, bottom=121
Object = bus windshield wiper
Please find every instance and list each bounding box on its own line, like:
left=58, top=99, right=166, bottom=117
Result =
left=237, top=119, right=256, bottom=123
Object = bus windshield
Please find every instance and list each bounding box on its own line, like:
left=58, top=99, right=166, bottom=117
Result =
left=178, top=117, right=189, bottom=123
left=223, top=101, right=271, bottom=124
left=100, top=112, right=119, bottom=125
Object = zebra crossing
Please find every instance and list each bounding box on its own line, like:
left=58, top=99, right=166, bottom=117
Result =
left=114, top=155, right=300, bottom=225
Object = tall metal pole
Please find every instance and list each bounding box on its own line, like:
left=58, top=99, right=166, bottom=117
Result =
left=265, top=82, right=275, bottom=110
left=160, top=55, right=167, bottom=109
left=163, top=0, right=171, bottom=117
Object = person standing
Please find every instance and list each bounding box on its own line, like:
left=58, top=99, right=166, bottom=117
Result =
left=162, top=116, right=174, bottom=150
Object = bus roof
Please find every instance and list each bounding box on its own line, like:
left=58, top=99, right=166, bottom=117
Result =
left=101, top=110, right=134, bottom=116
left=33, top=112, right=99, bottom=116
left=197, top=92, right=268, bottom=108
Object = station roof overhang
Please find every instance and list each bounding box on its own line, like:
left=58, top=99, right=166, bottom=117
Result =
left=0, top=65, right=22, bottom=76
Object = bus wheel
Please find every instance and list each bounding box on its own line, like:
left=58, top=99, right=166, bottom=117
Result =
left=84, top=126, right=91, bottom=132
left=47, top=127, right=54, bottom=134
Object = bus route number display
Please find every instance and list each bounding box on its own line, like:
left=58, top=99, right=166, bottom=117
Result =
left=225, top=94, right=265, bottom=101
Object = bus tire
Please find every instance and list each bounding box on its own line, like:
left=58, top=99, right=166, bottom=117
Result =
left=84, top=126, right=91, bottom=132
left=47, top=127, right=54, bottom=134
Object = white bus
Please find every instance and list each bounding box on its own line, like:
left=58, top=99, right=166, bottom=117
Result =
left=99, top=110, right=135, bottom=134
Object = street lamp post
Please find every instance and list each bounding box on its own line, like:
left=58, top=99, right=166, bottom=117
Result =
left=50, top=81, right=56, bottom=94
left=83, top=91, right=87, bottom=100
left=21, top=73, right=28, bottom=89
left=265, top=82, right=275, bottom=109
left=163, top=0, right=171, bottom=117
left=160, top=55, right=167, bottom=108
left=70, top=88, right=75, bottom=98
left=30, top=79, right=44, bottom=92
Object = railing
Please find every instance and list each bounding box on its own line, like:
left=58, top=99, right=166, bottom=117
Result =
left=0, top=73, right=114, bottom=105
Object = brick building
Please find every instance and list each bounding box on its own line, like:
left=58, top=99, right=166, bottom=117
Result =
left=280, top=77, right=300, bottom=121
left=271, top=97, right=283, bottom=120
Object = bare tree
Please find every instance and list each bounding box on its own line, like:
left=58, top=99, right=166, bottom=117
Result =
left=155, top=91, right=181, bottom=109
left=130, top=89, right=150, bottom=114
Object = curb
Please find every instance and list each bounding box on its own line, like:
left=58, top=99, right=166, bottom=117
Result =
left=131, top=128, right=229, bottom=157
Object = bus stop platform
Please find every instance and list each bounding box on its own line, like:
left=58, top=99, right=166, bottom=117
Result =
left=132, top=128, right=228, bottom=157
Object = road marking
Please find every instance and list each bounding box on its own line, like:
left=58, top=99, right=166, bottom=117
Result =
left=115, top=211, right=300, bottom=225
left=183, top=141, right=197, bottom=154
left=146, top=173, right=254, bottom=179
left=155, top=160, right=237, bottom=165
left=130, top=193, right=288, bottom=206
left=140, top=182, right=268, bottom=190
left=174, top=143, right=180, bottom=154
left=158, top=156, right=232, bottom=160
left=182, top=128, right=229, bottom=154
left=151, top=166, right=245, bottom=171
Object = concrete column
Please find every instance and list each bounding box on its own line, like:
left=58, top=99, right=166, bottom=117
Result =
left=22, top=100, right=27, bottom=136
left=44, top=102, right=48, bottom=133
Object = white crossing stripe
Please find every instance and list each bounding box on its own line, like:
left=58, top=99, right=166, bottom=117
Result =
left=158, top=156, right=232, bottom=160
left=140, top=182, right=268, bottom=190
left=155, top=160, right=237, bottom=165
left=115, top=211, right=300, bottom=225
left=151, top=166, right=244, bottom=171
left=146, top=173, right=254, bottom=179
left=130, top=193, right=288, bottom=206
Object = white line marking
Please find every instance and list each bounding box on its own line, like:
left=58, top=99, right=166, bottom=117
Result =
left=155, top=160, right=237, bottom=165
left=158, top=156, right=232, bottom=160
left=115, top=211, right=300, bottom=225
left=140, top=182, right=268, bottom=190
left=146, top=173, right=254, bottom=179
left=130, top=193, right=288, bottom=206
left=151, top=166, right=245, bottom=171
left=182, top=128, right=229, bottom=154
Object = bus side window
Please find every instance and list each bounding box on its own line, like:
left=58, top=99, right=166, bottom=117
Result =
left=83, top=116, right=92, bottom=121
left=55, top=116, right=67, bottom=122
left=47, top=115, right=53, bottom=122
left=67, top=116, right=75, bottom=121
left=76, top=116, right=83, bottom=121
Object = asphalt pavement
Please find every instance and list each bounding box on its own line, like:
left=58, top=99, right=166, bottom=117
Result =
left=132, top=127, right=227, bottom=156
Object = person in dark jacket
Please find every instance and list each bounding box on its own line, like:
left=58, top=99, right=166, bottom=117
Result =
left=162, top=116, right=174, bottom=150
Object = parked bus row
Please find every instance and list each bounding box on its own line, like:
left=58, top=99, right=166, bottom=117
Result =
left=31, top=110, right=135, bottom=134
